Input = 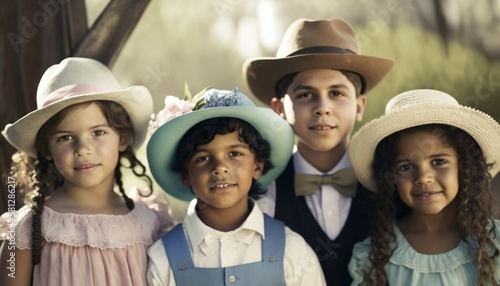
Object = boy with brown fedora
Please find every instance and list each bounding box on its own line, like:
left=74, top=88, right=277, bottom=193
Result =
left=243, top=18, right=394, bottom=285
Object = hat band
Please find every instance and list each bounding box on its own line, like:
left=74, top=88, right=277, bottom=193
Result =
left=287, top=46, right=356, bottom=57
left=41, top=84, right=114, bottom=108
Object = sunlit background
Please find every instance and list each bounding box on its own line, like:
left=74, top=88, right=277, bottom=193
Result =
left=84, top=0, right=500, bottom=219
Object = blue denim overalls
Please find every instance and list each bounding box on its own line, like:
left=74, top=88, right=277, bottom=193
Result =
left=162, top=214, right=286, bottom=285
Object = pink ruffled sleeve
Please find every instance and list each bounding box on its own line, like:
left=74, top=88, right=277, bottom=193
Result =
left=129, top=187, right=175, bottom=240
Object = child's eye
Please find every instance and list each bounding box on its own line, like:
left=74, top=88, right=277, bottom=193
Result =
left=396, top=163, right=413, bottom=172
left=92, top=130, right=106, bottom=136
left=56, top=135, right=73, bottom=142
left=432, top=159, right=447, bottom=166
left=296, top=92, right=312, bottom=99
left=229, top=151, right=242, bottom=157
left=329, top=90, right=343, bottom=97
left=195, top=156, right=210, bottom=163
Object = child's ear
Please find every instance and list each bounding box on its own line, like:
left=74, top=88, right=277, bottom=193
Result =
left=119, top=132, right=132, bottom=152
left=355, top=95, right=367, bottom=122
left=253, top=161, right=265, bottom=180
left=271, top=97, right=286, bottom=119
left=180, top=173, right=191, bottom=187
left=41, top=150, right=53, bottom=161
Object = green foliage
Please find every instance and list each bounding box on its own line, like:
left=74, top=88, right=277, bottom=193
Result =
left=355, top=25, right=500, bottom=132
left=108, top=1, right=500, bottom=123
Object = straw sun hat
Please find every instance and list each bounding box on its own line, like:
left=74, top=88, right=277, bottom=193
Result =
left=243, top=18, right=394, bottom=104
left=2, top=57, right=153, bottom=158
left=147, top=88, right=295, bottom=202
left=349, top=89, right=500, bottom=192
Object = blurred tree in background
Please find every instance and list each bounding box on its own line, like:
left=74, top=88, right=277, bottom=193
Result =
left=98, top=0, right=499, bottom=123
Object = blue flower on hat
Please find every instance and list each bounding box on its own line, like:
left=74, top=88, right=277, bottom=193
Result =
left=205, top=87, right=242, bottom=108
left=149, top=87, right=254, bottom=137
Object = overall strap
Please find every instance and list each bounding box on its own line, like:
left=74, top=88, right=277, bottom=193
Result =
left=162, top=224, right=194, bottom=271
left=161, top=215, right=286, bottom=285
left=262, top=214, right=285, bottom=262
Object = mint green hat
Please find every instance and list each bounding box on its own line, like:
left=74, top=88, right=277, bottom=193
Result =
left=147, top=88, right=294, bottom=201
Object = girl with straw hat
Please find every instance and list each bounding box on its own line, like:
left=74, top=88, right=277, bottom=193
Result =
left=0, top=57, right=173, bottom=286
left=348, top=89, right=500, bottom=285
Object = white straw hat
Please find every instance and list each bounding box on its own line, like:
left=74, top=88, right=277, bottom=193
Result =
left=2, top=57, right=152, bottom=158
left=349, top=89, right=500, bottom=192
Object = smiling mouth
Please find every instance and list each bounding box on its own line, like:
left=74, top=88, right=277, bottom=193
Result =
left=74, top=164, right=98, bottom=170
left=310, top=126, right=334, bottom=130
left=210, top=183, right=236, bottom=191
left=414, top=192, right=442, bottom=199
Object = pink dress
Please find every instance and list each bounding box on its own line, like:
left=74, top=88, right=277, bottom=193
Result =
left=0, top=190, right=174, bottom=286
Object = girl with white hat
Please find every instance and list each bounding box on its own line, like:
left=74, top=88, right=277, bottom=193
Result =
left=0, top=57, right=173, bottom=286
left=347, top=89, right=500, bottom=285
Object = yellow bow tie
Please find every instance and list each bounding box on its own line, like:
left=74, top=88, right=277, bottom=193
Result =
left=294, top=168, right=358, bottom=197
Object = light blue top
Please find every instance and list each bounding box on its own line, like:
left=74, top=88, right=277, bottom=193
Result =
left=348, top=219, right=500, bottom=286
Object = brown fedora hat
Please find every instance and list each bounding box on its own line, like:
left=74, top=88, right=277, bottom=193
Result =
left=243, top=18, right=395, bottom=104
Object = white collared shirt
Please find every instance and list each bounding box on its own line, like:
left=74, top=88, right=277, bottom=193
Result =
left=257, top=151, right=353, bottom=240
left=147, top=199, right=326, bottom=286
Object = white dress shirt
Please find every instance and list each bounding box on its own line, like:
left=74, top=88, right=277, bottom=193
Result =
left=147, top=199, right=326, bottom=286
left=257, top=151, right=353, bottom=240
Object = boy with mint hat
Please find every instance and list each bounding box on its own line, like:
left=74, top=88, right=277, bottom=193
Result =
left=146, top=88, right=326, bottom=285
left=243, top=18, right=394, bottom=285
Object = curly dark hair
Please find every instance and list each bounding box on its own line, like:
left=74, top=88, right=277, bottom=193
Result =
left=172, top=117, right=273, bottom=200
left=365, top=124, right=499, bottom=286
left=6, top=101, right=152, bottom=265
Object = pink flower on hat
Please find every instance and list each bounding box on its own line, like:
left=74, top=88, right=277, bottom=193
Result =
left=148, top=96, right=192, bottom=136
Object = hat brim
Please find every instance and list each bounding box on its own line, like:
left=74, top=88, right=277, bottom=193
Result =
left=349, top=104, right=500, bottom=192
left=243, top=54, right=394, bottom=104
left=147, top=106, right=294, bottom=202
left=2, top=86, right=152, bottom=158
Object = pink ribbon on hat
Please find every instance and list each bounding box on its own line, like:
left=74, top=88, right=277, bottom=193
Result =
left=41, top=84, right=115, bottom=108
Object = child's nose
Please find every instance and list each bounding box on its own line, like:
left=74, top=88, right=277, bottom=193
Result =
left=414, top=167, right=434, bottom=185
left=313, top=97, right=332, bottom=116
left=211, top=159, right=230, bottom=175
left=74, top=140, right=91, bottom=157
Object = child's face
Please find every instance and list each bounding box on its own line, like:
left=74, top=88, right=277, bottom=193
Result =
left=392, top=129, right=459, bottom=216
left=277, top=69, right=365, bottom=157
left=181, top=131, right=264, bottom=210
left=47, top=103, right=128, bottom=190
